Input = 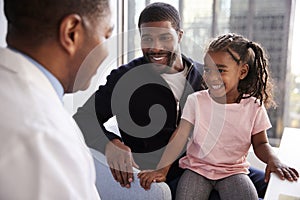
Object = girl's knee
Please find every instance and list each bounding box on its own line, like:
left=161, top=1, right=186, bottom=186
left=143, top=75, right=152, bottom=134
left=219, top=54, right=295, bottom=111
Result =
left=217, top=174, right=258, bottom=200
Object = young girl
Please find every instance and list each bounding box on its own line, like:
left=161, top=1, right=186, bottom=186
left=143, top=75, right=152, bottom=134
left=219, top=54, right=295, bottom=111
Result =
left=138, top=33, right=299, bottom=200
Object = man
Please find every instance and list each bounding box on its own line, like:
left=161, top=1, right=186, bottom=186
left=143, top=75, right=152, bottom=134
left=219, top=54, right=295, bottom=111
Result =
left=75, top=2, right=267, bottom=199
left=94, top=3, right=205, bottom=198
left=0, top=0, right=113, bottom=199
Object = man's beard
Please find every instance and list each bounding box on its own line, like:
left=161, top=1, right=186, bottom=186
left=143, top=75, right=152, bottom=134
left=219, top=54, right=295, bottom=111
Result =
left=144, top=51, right=178, bottom=73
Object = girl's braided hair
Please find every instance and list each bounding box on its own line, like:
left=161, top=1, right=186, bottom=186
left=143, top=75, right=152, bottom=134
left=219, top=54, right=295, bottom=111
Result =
left=207, top=33, right=276, bottom=108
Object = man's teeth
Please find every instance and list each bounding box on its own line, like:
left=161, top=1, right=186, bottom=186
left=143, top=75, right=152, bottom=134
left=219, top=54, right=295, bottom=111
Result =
left=212, top=84, right=222, bottom=89
left=152, top=56, right=164, bottom=61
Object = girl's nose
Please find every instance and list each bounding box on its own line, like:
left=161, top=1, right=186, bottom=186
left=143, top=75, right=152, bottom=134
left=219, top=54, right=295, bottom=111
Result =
left=208, top=69, right=221, bottom=81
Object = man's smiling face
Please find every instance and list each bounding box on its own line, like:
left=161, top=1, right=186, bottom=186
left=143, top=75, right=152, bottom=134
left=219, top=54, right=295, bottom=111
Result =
left=140, top=21, right=181, bottom=73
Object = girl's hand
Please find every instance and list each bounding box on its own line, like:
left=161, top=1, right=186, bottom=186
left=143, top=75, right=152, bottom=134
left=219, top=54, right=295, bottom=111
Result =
left=265, top=158, right=299, bottom=182
left=137, top=167, right=169, bottom=190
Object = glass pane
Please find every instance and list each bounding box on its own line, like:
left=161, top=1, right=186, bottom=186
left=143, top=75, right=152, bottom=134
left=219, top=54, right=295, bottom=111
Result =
left=181, top=0, right=214, bottom=61
left=289, top=1, right=300, bottom=129
left=126, top=0, right=297, bottom=145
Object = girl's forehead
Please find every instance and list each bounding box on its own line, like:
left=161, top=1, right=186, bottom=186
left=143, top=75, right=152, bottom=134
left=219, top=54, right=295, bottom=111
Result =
left=204, top=51, right=238, bottom=66
left=205, top=51, right=229, bottom=61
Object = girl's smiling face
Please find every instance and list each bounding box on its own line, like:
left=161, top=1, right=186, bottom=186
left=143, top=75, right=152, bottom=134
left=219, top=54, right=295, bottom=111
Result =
left=203, top=51, right=249, bottom=104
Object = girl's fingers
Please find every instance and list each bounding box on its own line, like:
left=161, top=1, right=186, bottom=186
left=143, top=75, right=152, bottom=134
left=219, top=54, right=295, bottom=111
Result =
left=264, top=167, right=271, bottom=182
left=286, top=167, right=299, bottom=181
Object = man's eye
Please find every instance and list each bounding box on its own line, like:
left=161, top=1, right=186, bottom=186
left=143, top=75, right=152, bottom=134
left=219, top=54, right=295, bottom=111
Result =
left=160, top=36, right=171, bottom=41
left=218, top=69, right=225, bottom=73
left=142, top=37, right=152, bottom=42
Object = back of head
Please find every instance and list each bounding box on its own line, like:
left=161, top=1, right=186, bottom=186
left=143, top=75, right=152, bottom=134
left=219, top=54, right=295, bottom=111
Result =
left=4, top=0, right=110, bottom=46
left=138, top=2, right=181, bottom=31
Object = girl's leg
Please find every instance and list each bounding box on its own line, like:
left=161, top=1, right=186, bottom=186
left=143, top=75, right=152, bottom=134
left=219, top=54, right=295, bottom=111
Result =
left=215, top=174, right=258, bottom=200
left=175, top=169, right=212, bottom=200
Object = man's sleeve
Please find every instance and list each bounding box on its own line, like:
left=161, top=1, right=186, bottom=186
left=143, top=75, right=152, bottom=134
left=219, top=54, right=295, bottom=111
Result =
left=74, top=94, right=121, bottom=154
left=73, top=69, right=124, bottom=153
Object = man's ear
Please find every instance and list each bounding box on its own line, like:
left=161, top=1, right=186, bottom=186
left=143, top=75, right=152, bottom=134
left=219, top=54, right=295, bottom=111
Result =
left=240, top=63, right=249, bottom=80
left=178, top=29, right=184, bottom=43
left=59, top=14, right=82, bottom=56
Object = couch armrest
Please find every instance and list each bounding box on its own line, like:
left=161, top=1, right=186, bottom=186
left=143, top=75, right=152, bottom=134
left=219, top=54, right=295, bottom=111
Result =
left=90, top=148, right=172, bottom=200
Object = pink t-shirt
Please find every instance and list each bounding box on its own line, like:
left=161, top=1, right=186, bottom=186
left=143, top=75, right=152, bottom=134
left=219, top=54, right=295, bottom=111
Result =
left=180, top=90, right=272, bottom=180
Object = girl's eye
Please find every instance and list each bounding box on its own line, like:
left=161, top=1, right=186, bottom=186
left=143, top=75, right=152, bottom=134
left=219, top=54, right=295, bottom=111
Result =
left=204, top=68, right=211, bottom=73
left=218, top=69, right=225, bottom=73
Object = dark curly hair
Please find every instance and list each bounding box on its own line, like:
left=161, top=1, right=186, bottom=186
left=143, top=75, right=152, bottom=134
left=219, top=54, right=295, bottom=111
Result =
left=206, top=33, right=276, bottom=108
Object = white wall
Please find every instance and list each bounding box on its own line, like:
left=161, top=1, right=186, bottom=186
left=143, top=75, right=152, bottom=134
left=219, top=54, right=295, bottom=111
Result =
left=0, top=0, right=7, bottom=47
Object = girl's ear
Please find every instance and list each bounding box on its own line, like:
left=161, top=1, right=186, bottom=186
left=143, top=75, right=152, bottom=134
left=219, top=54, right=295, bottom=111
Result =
left=240, top=63, right=249, bottom=80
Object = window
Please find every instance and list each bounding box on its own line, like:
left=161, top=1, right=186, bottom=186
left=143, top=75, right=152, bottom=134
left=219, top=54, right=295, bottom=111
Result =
left=0, top=0, right=7, bottom=47
left=125, top=0, right=298, bottom=146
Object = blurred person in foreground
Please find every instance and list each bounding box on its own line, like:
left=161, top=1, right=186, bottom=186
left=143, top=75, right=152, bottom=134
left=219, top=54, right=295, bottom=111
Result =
left=0, top=0, right=114, bottom=199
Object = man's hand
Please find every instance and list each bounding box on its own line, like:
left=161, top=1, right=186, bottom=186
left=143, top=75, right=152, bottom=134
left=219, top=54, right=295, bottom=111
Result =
left=137, top=167, right=169, bottom=190
left=105, top=139, right=139, bottom=188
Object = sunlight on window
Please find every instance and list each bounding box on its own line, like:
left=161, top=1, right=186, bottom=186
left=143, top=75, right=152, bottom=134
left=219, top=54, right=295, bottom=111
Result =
left=126, top=0, right=297, bottom=146
left=289, top=1, right=300, bottom=128
left=291, top=2, right=299, bottom=75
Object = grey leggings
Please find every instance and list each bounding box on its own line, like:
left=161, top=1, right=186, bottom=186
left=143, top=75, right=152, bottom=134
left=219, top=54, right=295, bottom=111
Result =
left=176, top=169, right=258, bottom=200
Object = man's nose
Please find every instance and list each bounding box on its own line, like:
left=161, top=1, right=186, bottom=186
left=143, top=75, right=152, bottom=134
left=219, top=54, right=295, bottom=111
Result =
left=150, top=39, right=164, bottom=52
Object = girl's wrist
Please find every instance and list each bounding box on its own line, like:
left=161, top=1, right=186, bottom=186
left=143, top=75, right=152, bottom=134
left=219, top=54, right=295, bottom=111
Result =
left=267, top=156, right=280, bottom=165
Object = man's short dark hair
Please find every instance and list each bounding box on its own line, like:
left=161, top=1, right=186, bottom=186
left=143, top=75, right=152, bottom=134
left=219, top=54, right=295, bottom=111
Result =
left=4, top=0, right=109, bottom=43
left=138, top=2, right=181, bottom=31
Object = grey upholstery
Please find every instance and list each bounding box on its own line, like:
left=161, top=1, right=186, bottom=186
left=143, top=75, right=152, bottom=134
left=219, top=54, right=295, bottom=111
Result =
left=90, top=148, right=172, bottom=200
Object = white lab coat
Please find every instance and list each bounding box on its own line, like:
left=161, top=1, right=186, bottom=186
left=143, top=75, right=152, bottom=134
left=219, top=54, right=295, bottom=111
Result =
left=0, top=48, right=100, bottom=200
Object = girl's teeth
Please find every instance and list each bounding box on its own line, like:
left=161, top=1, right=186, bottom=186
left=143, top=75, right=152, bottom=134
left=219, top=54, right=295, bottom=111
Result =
left=212, top=85, right=222, bottom=89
